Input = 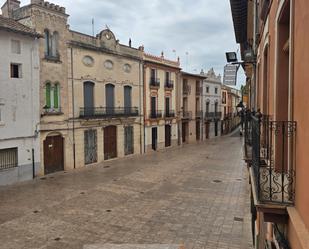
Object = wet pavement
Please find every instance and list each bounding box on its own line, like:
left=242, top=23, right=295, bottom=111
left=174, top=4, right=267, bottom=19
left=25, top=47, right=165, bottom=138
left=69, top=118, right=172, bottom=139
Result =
left=0, top=131, right=252, bottom=249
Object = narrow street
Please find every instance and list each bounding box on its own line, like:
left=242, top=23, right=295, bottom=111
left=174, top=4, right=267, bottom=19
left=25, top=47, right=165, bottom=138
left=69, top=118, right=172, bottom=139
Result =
left=0, top=132, right=252, bottom=249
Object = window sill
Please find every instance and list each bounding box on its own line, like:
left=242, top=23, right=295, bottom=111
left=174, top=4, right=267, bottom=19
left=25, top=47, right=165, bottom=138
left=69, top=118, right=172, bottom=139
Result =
left=43, top=56, right=62, bottom=64
left=42, top=111, right=63, bottom=116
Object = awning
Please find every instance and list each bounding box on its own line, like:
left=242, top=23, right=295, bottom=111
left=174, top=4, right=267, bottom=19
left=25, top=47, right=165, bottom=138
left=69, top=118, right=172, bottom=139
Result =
left=229, top=0, right=248, bottom=44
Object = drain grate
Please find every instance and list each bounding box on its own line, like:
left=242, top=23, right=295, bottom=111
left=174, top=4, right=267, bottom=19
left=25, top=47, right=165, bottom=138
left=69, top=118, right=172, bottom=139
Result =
left=54, top=237, right=61, bottom=241
left=40, top=177, right=46, bottom=180
left=213, top=180, right=222, bottom=183
left=234, top=217, right=244, bottom=222
left=80, top=192, right=85, bottom=195
left=104, top=166, right=110, bottom=169
left=33, top=210, right=39, bottom=214
left=106, top=209, right=112, bottom=212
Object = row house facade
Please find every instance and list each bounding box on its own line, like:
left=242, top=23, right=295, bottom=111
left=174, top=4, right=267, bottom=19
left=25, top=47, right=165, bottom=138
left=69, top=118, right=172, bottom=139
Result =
left=0, top=15, right=41, bottom=185
left=221, top=84, right=241, bottom=135
left=200, top=68, right=222, bottom=139
left=230, top=0, right=309, bottom=248
left=68, top=29, right=144, bottom=168
left=143, top=53, right=180, bottom=152
left=180, top=72, right=206, bottom=144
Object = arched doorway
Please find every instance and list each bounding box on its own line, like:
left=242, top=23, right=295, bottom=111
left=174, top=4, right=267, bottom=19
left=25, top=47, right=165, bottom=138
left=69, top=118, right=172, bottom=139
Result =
left=43, top=134, right=64, bottom=174
left=104, top=126, right=117, bottom=160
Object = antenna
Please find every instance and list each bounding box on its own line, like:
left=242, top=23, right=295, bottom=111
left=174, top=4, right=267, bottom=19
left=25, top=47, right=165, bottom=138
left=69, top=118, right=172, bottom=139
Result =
left=185, top=52, right=189, bottom=71
left=92, top=18, right=94, bottom=37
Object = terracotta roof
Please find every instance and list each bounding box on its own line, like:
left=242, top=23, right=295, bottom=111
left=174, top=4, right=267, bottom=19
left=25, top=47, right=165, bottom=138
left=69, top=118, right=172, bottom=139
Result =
left=0, top=15, right=41, bottom=37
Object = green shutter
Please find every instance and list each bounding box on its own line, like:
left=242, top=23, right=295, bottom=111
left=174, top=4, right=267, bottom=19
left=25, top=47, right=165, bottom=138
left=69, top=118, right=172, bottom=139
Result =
left=54, top=84, right=59, bottom=108
left=46, top=83, right=51, bottom=108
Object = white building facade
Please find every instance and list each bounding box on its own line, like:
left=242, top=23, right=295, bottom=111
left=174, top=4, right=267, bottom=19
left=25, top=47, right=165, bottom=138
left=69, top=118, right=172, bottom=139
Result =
left=0, top=16, right=41, bottom=185
left=201, top=68, right=222, bottom=139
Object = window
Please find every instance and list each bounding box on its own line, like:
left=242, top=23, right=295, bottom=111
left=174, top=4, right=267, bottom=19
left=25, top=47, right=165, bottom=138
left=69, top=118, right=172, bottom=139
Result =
left=45, top=82, right=61, bottom=113
left=206, top=86, right=209, bottom=93
left=11, top=40, right=21, bottom=54
left=206, top=101, right=210, bottom=114
left=215, top=88, right=218, bottom=94
left=0, top=148, right=18, bottom=170
left=10, top=63, right=22, bottom=78
left=44, top=29, right=59, bottom=59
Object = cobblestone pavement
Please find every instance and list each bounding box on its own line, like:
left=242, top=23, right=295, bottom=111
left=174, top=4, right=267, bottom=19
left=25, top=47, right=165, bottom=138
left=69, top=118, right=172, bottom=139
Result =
left=0, top=132, right=253, bottom=249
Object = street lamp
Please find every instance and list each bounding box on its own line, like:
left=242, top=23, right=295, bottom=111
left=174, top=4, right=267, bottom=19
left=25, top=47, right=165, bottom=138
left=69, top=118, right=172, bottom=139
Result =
left=225, top=52, right=238, bottom=63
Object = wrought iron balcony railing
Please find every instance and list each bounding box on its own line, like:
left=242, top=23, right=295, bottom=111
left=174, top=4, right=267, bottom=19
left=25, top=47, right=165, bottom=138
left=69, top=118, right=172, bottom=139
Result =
left=183, top=85, right=191, bottom=95
left=150, top=78, right=160, bottom=88
left=182, top=111, right=192, bottom=119
left=164, top=110, right=176, bottom=118
left=204, top=112, right=222, bottom=121
left=149, top=110, right=163, bottom=119
left=80, top=107, right=139, bottom=119
left=196, top=110, right=202, bottom=118
left=165, top=80, right=174, bottom=89
left=248, top=113, right=297, bottom=205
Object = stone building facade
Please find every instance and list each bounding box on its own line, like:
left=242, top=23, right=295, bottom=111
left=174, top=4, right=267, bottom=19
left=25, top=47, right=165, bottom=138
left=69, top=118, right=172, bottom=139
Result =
left=200, top=68, right=222, bottom=139
left=68, top=29, right=144, bottom=167
left=0, top=15, right=41, bottom=185
left=143, top=53, right=180, bottom=152
left=180, top=72, right=206, bottom=144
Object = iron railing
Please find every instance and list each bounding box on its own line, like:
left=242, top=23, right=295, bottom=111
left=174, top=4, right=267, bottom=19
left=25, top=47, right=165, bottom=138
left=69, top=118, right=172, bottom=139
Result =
left=150, top=78, right=160, bottom=87
left=164, top=110, right=176, bottom=118
left=274, top=224, right=291, bottom=249
left=0, top=148, right=18, bottom=170
left=183, top=85, right=191, bottom=95
left=149, top=110, right=163, bottom=119
left=182, top=111, right=192, bottom=119
left=250, top=113, right=296, bottom=205
left=204, top=112, right=222, bottom=121
left=80, top=107, right=139, bottom=119
left=165, top=80, right=174, bottom=89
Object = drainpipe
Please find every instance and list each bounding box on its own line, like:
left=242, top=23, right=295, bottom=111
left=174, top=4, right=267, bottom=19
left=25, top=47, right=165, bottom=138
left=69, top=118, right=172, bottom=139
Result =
left=139, top=60, right=143, bottom=155
left=32, top=149, right=35, bottom=179
left=142, top=63, right=146, bottom=153
left=71, top=47, right=76, bottom=169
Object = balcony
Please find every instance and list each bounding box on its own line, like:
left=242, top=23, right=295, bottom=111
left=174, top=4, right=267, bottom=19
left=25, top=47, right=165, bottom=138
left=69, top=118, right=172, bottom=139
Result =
left=182, top=111, right=192, bottom=120
left=245, top=113, right=297, bottom=206
left=149, top=110, right=163, bottom=119
left=80, top=107, right=139, bottom=119
left=150, top=78, right=160, bottom=89
left=204, top=112, right=222, bottom=121
left=164, top=110, right=176, bottom=118
left=164, top=80, right=174, bottom=90
left=183, top=85, right=191, bottom=95
left=196, top=110, right=202, bottom=119
left=43, top=107, right=62, bottom=115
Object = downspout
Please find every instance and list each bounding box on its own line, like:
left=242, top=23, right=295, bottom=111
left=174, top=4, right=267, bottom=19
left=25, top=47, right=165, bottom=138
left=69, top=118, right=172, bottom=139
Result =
left=143, top=63, right=146, bottom=153
left=139, top=59, right=143, bottom=155
left=71, top=47, right=76, bottom=169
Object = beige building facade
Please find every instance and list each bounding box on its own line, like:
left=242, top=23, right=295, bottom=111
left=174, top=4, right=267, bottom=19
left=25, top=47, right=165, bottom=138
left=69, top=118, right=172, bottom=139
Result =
left=68, top=29, right=144, bottom=168
left=143, top=53, right=180, bottom=152
left=180, top=72, right=205, bottom=144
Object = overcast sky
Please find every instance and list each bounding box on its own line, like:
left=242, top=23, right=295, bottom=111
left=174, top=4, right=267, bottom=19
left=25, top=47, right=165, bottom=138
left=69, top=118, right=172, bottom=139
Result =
left=17, top=0, right=245, bottom=88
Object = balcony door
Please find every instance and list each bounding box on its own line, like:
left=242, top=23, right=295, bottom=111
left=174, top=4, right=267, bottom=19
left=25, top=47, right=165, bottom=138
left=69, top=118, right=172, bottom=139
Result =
left=151, top=96, right=156, bottom=118
left=106, top=84, right=115, bottom=115
left=124, top=86, right=132, bottom=115
left=165, top=97, right=170, bottom=117
left=84, top=81, right=94, bottom=116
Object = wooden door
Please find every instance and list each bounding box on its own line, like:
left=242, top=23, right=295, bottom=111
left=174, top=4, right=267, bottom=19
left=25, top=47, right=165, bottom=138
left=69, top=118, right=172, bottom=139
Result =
left=84, top=82, right=94, bottom=116
left=106, top=84, right=115, bottom=115
left=104, top=126, right=117, bottom=160
left=44, top=135, right=64, bottom=174
left=151, top=97, right=156, bottom=118
left=152, top=127, right=158, bottom=150
left=124, top=126, right=134, bottom=155
left=196, top=121, right=200, bottom=140
left=182, top=122, right=187, bottom=143
left=205, top=122, right=210, bottom=139
left=124, top=86, right=132, bottom=115
left=165, top=125, right=171, bottom=147
left=215, top=121, right=218, bottom=137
